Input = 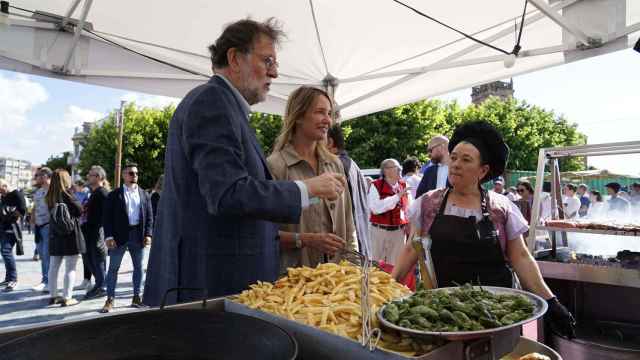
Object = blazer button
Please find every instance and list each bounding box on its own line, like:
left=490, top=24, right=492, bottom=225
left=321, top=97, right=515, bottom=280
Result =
left=330, top=203, right=336, bottom=210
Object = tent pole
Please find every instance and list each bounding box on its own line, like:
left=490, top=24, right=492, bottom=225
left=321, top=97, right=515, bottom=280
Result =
left=60, top=0, right=93, bottom=74
left=114, top=101, right=125, bottom=188
left=322, top=74, right=340, bottom=122
left=528, top=0, right=591, bottom=46
left=340, top=45, right=569, bottom=84
left=61, top=0, right=82, bottom=28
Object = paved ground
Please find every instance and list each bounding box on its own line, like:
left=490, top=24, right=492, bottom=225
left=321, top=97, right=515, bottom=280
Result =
left=0, top=233, right=149, bottom=331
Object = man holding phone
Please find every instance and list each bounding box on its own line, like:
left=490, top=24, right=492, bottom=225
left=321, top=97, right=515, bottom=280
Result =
left=368, top=159, right=413, bottom=265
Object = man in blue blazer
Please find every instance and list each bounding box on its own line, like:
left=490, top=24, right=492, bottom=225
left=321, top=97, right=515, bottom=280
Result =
left=102, top=163, right=153, bottom=312
left=415, top=135, right=450, bottom=198
left=143, top=19, right=346, bottom=306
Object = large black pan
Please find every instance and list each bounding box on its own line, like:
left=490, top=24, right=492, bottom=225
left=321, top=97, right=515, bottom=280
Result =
left=0, top=289, right=297, bottom=360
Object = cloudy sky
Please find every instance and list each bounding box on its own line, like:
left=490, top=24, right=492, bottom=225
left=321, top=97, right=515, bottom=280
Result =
left=0, top=48, right=638, bottom=175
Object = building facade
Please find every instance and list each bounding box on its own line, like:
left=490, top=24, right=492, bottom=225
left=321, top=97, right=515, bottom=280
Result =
left=70, top=118, right=107, bottom=180
left=471, top=79, right=514, bottom=104
left=0, top=157, right=33, bottom=190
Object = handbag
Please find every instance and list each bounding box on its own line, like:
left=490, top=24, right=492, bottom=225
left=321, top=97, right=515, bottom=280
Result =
left=15, top=236, right=24, bottom=256
left=73, top=217, right=87, bottom=254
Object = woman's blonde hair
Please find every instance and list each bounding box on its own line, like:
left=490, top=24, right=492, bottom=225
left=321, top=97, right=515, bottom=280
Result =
left=45, top=169, right=73, bottom=209
left=272, top=86, right=335, bottom=160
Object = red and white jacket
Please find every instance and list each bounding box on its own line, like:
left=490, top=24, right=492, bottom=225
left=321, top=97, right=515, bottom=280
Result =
left=369, top=178, right=410, bottom=226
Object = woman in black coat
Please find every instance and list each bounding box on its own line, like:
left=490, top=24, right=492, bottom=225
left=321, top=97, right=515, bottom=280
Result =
left=45, top=169, right=85, bottom=306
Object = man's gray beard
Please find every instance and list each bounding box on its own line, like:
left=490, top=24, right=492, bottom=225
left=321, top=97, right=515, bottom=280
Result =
left=240, top=87, right=262, bottom=105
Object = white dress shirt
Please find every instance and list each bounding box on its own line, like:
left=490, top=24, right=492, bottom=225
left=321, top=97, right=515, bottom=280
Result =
left=436, top=164, right=449, bottom=189
left=368, top=180, right=413, bottom=221
left=124, top=184, right=142, bottom=225
left=403, top=174, right=422, bottom=199
left=562, top=195, right=581, bottom=219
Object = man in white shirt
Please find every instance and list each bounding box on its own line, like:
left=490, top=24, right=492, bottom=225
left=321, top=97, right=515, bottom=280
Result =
left=101, top=163, right=153, bottom=313
left=368, top=159, right=412, bottom=265
left=562, top=184, right=581, bottom=219
left=415, top=135, right=450, bottom=198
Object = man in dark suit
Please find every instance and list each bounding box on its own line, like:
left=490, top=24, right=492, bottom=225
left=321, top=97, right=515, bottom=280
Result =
left=101, top=163, right=153, bottom=312
left=82, top=165, right=109, bottom=300
left=416, top=135, right=450, bottom=198
left=143, top=18, right=346, bottom=306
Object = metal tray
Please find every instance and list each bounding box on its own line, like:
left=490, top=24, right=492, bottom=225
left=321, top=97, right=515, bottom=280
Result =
left=502, top=336, right=562, bottom=360
left=377, top=286, right=548, bottom=341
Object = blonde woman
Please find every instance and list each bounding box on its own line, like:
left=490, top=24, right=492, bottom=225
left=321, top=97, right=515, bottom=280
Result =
left=45, top=169, right=85, bottom=306
left=267, top=86, right=356, bottom=272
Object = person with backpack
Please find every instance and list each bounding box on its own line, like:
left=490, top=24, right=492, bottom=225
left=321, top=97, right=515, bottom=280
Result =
left=46, top=169, right=85, bottom=307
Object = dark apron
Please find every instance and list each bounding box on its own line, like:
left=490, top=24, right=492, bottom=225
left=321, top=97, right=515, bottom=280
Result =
left=429, top=189, right=513, bottom=288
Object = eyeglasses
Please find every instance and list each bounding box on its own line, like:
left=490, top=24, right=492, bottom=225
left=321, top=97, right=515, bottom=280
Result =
left=517, top=188, right=526, bottom=193
left=127, top=171, right=138, bottom=176
left=252, top=53, right=278, bottom=71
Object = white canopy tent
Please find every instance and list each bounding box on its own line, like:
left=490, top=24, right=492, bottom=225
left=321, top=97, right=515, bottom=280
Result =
left=1, top=0, right=638, bottom=120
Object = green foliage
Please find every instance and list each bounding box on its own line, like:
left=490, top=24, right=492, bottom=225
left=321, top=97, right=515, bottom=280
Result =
left=78, top=103, right=174, bottom=189
left=44, top=151, right=72, bottom=173
left=343, top=96, right=587, bottom=171
left=344, top=100, right=462, bottom=168
left=77, top=95, right=587, bottom=189
left=249, top=112, right=283, bottom=155
left=459, top=98, right=586, bottom=171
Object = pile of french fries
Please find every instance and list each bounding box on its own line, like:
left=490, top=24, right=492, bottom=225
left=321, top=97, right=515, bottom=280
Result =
left=234, top=261, right=439, bottom=356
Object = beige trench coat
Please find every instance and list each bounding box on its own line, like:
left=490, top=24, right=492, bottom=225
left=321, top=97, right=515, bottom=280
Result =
left=267, top=144, right=356, bottom=273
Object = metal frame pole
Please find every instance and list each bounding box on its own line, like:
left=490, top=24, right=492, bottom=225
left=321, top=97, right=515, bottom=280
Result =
left=528, top=0, right=591, bottom=46
left=527, top=148, right=547, bottom=253
left=114, top=101, right=125, bottom=188
left=60, top=0, right=82, bottom=28
left=60, top=0, right=92, bottom=73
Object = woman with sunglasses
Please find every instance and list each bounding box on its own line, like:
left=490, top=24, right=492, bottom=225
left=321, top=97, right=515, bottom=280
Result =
left=391, top=120, right=576, bottom=338
left=514, top=181, right=535, bottom=224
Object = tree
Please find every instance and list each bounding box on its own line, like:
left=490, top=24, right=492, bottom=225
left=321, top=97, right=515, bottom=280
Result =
left=343, top=100, right=462, bottom=168
left=44, top=152, right=72, bottom=172
left=460, top=97, right=586, bottom=171
left=78, top=103, right=174, bottom=189
left=342, top=96, right=587, bottom=171
left=249, top=112, right=283, bottom=155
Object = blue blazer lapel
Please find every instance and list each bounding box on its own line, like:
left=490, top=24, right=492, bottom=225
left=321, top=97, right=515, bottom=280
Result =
left=427, top=165, right=438, bottom=190
left=138, top=188, right=146, bottom=225
left=247, top=128, right=273, bottom=180
left=118, top=187, right=127, bottom=220
left=213, top=76, right=273, bottom=180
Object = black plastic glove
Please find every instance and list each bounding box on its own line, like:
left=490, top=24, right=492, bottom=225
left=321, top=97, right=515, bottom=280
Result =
left=546, top=296, right=576, bottom=339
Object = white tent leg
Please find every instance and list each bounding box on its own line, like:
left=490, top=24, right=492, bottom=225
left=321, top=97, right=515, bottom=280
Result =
left=59, top=0, right=93, bottom=74
left=528, top=0, right=591, bottom=46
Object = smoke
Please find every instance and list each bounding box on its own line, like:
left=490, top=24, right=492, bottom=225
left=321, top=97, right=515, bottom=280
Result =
left=567, top=196, right=640, bottom=256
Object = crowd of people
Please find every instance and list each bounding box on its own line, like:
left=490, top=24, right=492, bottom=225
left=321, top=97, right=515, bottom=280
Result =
left=493, top=178, right=640, bottom=227
left=0, top=164, right=161, bottom=313
left=0, top=18, right=591, bottom=335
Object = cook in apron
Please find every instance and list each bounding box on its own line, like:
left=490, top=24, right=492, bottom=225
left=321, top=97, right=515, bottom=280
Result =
left=428, top=188, right=513, bottom=288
